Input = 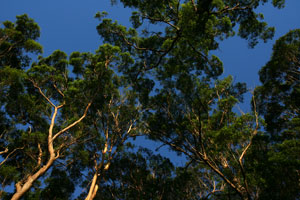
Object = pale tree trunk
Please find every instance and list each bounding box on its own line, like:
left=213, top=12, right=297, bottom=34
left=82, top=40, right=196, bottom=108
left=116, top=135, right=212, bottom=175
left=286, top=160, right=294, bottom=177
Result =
left=10, top=82, right=92, bottom=200
left=84, top=162, right=110, bottom=200
left=11, top=155, right=56, bottom=200
left=11, top=104, right=59, bottom=200
left=84, top=98, right=136, bottom=200
left=85, top=172, right=99, bottom=200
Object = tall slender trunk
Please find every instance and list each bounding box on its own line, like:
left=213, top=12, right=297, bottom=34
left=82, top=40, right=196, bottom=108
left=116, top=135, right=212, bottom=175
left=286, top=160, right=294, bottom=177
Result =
left=11, top=155, right=56, bottom=200
left=85, top=172, right=99, bottom=200
left=10, top=101, right=91, bottom=200
left=11, top=106, right=59, bottom=200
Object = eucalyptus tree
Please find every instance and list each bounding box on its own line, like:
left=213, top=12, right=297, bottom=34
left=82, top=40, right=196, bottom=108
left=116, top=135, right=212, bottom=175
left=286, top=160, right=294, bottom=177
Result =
left=144, top=75, right=263, bottom=199
left=0, top=14, right=43, bottom=199
left=0, top=37, right=135, bottom=199
left=94, top=0, right=287, bottom=199
left=66, top=44, right=142, bottom=200
left=0, top=14, right=42, bottom=158
left=1, top=1, right=298, bottom=199
left=256, top=29, right=300, bottom=136
left=254, top=29, right=300, bottom=199
left=0, top=14, right=42, bottom=69
left=1, top=48, right=92, bottom=200
left=98, top=0, right=285, bottom=87
left=91, top=147, right=216, bottom=200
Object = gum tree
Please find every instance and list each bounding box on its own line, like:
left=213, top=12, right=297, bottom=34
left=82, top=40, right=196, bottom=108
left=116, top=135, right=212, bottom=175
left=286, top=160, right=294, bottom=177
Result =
left=2, top=1, right=299, bottom=199
left=93, top=0, right=286, bottom=199
left=94, top=0, right=296, bottom=199
left=0, top=39, right=134, bottom=199
left=66, top=45, right=141, bottom=200
left=0, top=15, right=42, bottom=198
left=254, top=29, right=300, bottom=199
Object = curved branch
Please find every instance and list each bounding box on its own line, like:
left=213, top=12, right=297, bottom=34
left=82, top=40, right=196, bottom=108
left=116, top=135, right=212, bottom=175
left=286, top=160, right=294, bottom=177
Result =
left=0, top=147, right=24, bottom=167
left=29, top=79, right=56, bottom=108
left=52, top=102, right=92, bottom=142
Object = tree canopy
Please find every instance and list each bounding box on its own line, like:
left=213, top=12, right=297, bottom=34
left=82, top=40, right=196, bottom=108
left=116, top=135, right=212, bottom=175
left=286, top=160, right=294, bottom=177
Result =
left=0, top=0, right=299, bottom=200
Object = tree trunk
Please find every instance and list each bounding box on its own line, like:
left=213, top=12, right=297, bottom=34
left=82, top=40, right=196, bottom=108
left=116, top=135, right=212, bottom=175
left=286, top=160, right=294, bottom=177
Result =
left=85, top=172, right=99, bottom=200
left=11, top=156, right=55, bottom=200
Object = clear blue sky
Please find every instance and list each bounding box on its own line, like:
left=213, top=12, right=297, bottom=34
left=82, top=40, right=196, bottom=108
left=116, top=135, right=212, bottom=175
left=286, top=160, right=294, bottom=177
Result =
left=1, top=0, right=300, bottom=165
left=1, top=0, right=299, bottom=94
left=217, top=0, right=300, bottom=88
left=1, top=0, right=299, bottom=95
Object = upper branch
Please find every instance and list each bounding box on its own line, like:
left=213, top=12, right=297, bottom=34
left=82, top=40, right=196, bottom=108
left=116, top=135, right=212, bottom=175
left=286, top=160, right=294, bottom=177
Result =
left=0, top=147, right=24, bottom=167
left=142, top=14, right=179, bottom=30
left=29, top=79, right=56, bottom=108
left=51, top=102, right=92, bottom=142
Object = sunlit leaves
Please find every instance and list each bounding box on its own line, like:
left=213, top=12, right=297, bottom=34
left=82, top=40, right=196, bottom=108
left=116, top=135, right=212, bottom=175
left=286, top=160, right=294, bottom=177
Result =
left=0, top=14, right=42, bottom=69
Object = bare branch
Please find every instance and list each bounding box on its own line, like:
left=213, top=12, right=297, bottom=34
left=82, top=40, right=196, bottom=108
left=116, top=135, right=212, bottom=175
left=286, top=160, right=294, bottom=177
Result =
left=190, top=0, right=197, bottom=12
left=52, top=102, right=92, bottom=142
left=0, top=40, right=21, bottom=58
left=36, top=143, right=42, bottom=168
left=52, top=82, right=65, bottom=97
left=211, top=3, right=251, bottom=15
left=11, top=104, right=60, bottom=200
left=239, top=94, right=259, bottom=163
left=114, top=30, right=164, bottom=52
left=0, top=147, right=24, bottom=167
left=84, top=172, right=99, bottom=200
left=0, top=148, right=8, bottom=155
left=29, top=79, right=56, bottom=108
left=142, top=14, right=180, bottom=30
left=235, top=93, right=260, bottom=200
left=197, top=153, right=245, bottom=199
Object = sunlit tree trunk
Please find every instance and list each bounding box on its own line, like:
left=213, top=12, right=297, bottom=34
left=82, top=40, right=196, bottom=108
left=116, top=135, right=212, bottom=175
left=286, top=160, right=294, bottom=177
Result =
left=10, top=83, right=92, bottom=200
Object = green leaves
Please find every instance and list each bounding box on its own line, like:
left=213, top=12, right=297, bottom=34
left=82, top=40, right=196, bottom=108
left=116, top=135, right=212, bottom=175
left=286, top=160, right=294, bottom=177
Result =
left=2, top=1, right=300, bottom=199
left=272, top=0, right=285, bottom=8
left=41, top=167, right=75, bottom=200
left=251, top=28, right=300, bottom=199
left=238, top=14, right=275, bottom=48
left=0, top=14, right=42, bottom=69
left=256, top=29, right=300, bottom=135
left=23, top=39, right=42, bottom=54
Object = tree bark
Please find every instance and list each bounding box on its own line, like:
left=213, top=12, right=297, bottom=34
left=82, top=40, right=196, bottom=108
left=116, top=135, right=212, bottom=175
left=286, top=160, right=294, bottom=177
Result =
left=10, top=105, right=59, bottom=200
left=10, top=100, right=92, bottom=200
left=85, top=172, right=99, bottom=200
left=11, top=156, right=56, bottom=200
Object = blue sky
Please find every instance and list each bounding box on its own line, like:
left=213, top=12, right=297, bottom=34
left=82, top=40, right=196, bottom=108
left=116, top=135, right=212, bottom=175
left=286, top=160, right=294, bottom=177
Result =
left=0, top=0, right=132, bottom=54
left=217, top=0, right=300, bottom=86
left=1, top=0, right=299, bottom=88
left=1, top=0, right=300, bottom=165
left=1, top=0, right=299, bottom=94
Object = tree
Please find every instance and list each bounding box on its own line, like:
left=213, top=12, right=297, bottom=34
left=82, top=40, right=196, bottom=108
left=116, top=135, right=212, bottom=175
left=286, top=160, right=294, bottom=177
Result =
left=0, top=37, right=135, bottom=199
left=0, top=14, right=43, bottom=199
left=2, top=1, right=300, bottom=199
left=93, top=147, right=216, bottom=200
left=93, top=0, right=287, bottom=199
left=1, top=48, right=93, bottom=200
left=254, top=29, right=300, bottom=199
left=144, top=74, right=264, bottom=199
left=96, top=0, right=284, bottom=87
left=67, top=46, right=141, bottom=200
left=256, top=29, right=300, bottom=135
left=0, top=14, right=42, bottom=69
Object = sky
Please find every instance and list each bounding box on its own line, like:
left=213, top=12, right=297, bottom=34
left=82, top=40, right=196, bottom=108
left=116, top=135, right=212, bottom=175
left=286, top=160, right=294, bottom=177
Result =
left=217, top=0, right=300, bottom=91
left=1, top=0, right=300, bottom=165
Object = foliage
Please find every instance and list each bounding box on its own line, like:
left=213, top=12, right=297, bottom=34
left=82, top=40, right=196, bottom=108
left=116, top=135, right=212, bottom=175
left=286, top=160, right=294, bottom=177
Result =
left=0, top=14, right=42, bottom=69
left=254, top=28, right=300, bottom=199
left=256, top=29, right=300, bottom=135
left=1, top=1, right=300, bottom=200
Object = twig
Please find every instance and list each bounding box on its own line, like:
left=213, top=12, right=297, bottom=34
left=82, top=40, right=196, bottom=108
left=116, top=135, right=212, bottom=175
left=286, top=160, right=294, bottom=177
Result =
left=0, top=147, right=24, bottom=167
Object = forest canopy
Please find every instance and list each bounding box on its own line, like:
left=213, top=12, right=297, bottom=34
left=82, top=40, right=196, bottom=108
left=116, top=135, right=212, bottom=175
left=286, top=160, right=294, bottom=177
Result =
left=0, top=0, right=299, bottom=200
